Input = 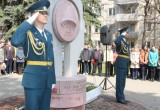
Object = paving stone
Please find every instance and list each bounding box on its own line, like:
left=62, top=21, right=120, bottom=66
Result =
left=0, top=74, right=159, bottom=110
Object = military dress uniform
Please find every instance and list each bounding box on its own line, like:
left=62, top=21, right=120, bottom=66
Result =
left=11, top=1, right=55, bottom=110
left=114, top=26, right=130, bottom=104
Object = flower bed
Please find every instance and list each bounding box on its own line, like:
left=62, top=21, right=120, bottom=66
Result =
left=86, top=84, right=102, bottom=104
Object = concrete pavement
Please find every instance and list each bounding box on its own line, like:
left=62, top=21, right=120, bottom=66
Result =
left=0, top=74, right=160, bottom=110
left=86, top=75, right=160, bottom=110
left=0, top=74, right=23, bottom=100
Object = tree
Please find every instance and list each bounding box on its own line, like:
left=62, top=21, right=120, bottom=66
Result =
left=154, top=0, right=160, bottom=13
left=82, top=0, right=102, bottom=46
left=139, top=0, right=160, bottom=45
left=141, top=0, right=152, bottom=44
left=0, top=0, right=38, bottom=40
left=1, top=0, right=103, bottom=43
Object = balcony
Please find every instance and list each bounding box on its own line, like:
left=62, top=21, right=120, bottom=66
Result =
left=116, top=0, right=139, bottom=5
left=115, top=13, right=138, bottom=22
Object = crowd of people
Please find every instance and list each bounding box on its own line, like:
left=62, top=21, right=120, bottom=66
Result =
left=0, top=40, right=25, bottom=75
left=78, top=43, right=104, bottom=76
left=1, top=39, right=160, bottom=82
left=130, top=44, right=160, bottom=82
left=78, top=43, right=160, bottom=82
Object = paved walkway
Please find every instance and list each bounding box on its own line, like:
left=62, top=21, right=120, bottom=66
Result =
left=0, top=74, right=160, bottom=110
left=0, top=74, right=23, bottom=100
left=86, top=75, right=160, bottom=110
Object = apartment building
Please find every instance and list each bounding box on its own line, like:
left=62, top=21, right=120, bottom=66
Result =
left=91, top=0, right=160, bottom=48
left=115, top=0, right=140, bottom=47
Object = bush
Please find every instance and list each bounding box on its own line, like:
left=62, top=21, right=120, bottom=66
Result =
left=86, top=85, right=96, bottom=92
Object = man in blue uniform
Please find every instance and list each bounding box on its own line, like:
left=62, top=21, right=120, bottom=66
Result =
left=11, top=0, right=56, bottom=110
left=113, top=26, right=130, bottom=104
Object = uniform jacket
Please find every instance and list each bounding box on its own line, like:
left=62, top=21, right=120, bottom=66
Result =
left=114, top=35, right=130, bottom=69
left=11, top=21, right=56, bottom=88
left=130, top=51, right=140, bottom=68
left=139, top=49, right=149, bottom=64
left=148, top=49, right=159, bottom=67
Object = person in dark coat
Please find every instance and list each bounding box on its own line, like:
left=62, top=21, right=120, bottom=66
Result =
left=81, top=43, right=90, bottom=75
left=11, top=1, right=56, bottom=110
left=4, top=41, right=15, bottom=74
left=92, top=46, right=103, bottom=76
left=88, top=44, right=93, bottom=75
left=113, top=26, right=130, bottom=104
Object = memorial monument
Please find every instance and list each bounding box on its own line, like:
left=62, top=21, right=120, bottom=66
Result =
left=45, top=0, right=86, bottom=109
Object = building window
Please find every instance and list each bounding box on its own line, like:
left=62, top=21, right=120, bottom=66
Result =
left=109, top=8, right=115, bottom=16
left=94, top=40, right=101, bottom=46
left=121, top=5, right=137, bottom=14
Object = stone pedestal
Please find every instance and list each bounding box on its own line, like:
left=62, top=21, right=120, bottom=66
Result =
left=47, top=0, right=85, bottom=109
left=50, top=74, right=86, bottom=110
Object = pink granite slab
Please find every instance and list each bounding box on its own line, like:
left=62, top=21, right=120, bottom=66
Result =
left=51, top=75, right=86, bottom=109
left=52, top=0, right=80, bottom=42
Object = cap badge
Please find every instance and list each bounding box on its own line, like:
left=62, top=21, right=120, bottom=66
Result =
left=43, top=7, right=48, bottom=11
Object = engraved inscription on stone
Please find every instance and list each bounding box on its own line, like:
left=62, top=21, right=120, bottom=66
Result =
left=61, top=79, right=86, bottom=94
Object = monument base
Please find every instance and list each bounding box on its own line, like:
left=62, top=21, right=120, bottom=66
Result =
left=50, top=74, right=86, bottom=110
